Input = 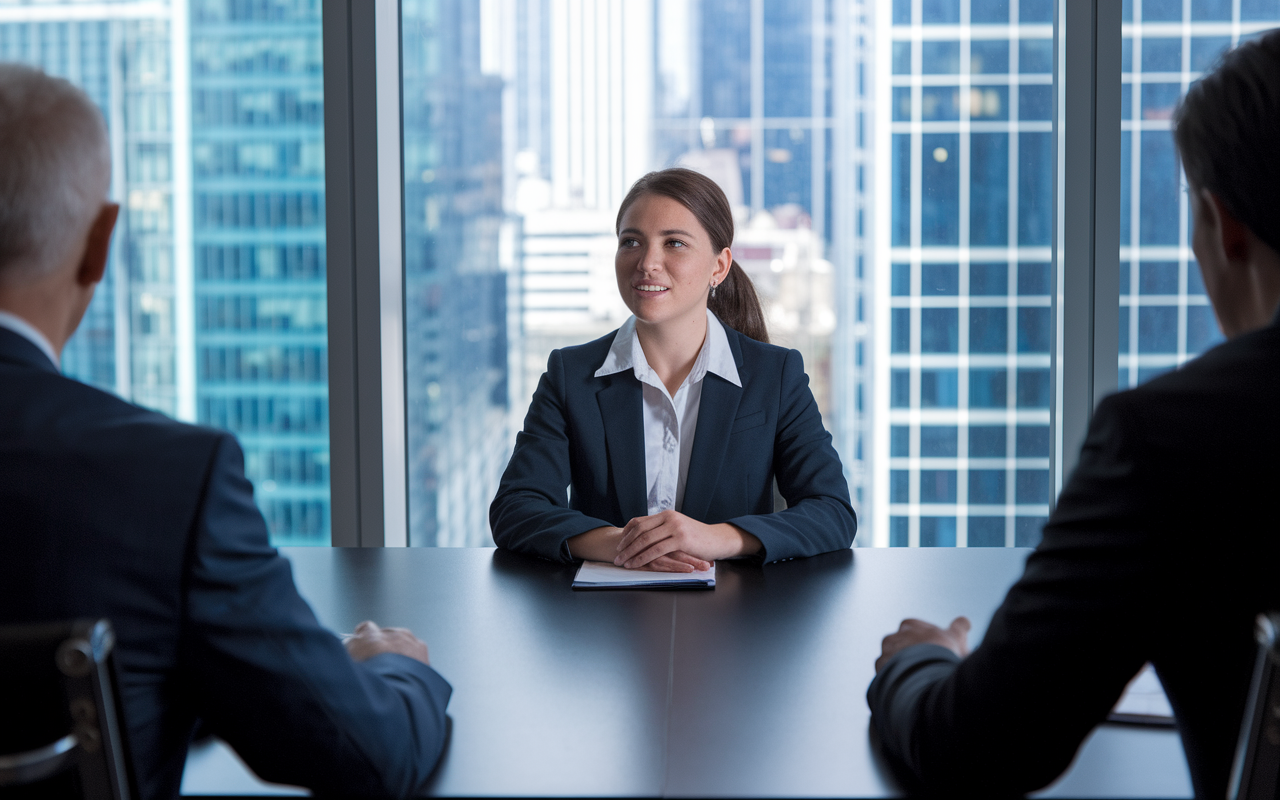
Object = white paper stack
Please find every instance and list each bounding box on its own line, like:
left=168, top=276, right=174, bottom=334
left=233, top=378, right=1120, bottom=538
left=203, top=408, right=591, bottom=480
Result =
left=572, top=560, right=716, bottom=590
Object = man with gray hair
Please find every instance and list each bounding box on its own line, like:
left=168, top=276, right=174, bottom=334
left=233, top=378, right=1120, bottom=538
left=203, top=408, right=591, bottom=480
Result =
left=0, top=64, right=452, bottom=799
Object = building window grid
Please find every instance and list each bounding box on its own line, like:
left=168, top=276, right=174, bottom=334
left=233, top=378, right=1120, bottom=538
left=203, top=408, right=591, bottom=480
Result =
left=1118, top=5, right=1274, bottom=389
left=883, top=3, right=1053, bottom=547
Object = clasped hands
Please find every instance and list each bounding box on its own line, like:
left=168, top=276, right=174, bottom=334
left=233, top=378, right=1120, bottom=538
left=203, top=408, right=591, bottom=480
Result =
left=569, top=509, right=762, bottom=573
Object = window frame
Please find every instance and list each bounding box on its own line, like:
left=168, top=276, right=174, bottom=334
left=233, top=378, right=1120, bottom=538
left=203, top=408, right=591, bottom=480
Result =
left=321, top=0, right=1126, bottom=546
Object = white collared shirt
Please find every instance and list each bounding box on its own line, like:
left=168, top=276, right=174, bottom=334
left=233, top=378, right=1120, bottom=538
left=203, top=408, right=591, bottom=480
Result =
left=595, top=309, right=741, bottom=516
left=0, top=310, right=59, bottom=369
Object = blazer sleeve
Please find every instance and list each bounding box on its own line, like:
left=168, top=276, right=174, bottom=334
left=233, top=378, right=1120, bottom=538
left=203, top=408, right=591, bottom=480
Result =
left=489, top=348, right=616, bottom=562
left=183, top=434, right=451, bottom=799
left=865, top=394, right=1173, bottom=796
left=725, top=348, right=857, bottom=561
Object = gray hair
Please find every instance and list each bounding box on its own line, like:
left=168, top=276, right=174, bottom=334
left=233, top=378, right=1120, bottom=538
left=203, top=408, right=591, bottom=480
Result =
left=0, top=62, right=111, bottom=282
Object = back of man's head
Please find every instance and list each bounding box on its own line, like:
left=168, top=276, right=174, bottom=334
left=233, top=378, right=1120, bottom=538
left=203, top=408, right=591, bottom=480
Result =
left=1174, top=29, right=1280, bottom=255
left=0, top=63, right=111, bottom=285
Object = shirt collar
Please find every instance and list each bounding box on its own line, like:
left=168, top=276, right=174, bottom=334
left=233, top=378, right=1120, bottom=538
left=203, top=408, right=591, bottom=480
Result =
left=595, top=309, right=741, bottom=388
left=0, top=310, right=59, bottom=369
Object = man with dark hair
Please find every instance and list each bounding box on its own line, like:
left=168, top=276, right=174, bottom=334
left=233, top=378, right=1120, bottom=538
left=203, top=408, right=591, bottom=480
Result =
left=868, top=30, right=1280, bottom=799
left=0, top=63, right=451, bottom=799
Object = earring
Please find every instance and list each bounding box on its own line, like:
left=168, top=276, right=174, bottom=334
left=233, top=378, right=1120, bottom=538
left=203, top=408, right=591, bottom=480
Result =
left=710, top=282, right=717, bottom=299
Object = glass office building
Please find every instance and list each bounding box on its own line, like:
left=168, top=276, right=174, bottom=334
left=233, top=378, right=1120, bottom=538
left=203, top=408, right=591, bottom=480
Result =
left=402, top=0, right=510, bottom=547
left=0, top=5, right=179, bottom=412
left=190, top=0, right=331, bottom=545
left=1118, top=0, right=1279, bottom=389
left=0, top=0, right=332, bottom=546
left=873, top=0, right=1056, bottom=547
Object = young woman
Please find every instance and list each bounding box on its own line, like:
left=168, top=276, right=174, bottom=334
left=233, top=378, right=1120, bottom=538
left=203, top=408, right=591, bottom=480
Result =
left=490, top=168, right=856, bottom=570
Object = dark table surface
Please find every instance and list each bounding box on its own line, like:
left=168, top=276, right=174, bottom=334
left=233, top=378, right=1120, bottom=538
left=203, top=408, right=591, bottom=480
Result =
left=182, top=547, right=1192, bottom=798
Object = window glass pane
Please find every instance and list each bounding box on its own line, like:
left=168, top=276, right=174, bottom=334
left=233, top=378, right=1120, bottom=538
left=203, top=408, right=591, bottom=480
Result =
left=972, top=1, right=1010, bottom=25
left=1118, top=11, right=1278, bottom=391
left=922, top=41, right=961, bottom=74
left=1, top=0, right=331, bottom=545
left=969, top=471, right=1006, bottom=504
left=920, top=517, right=957, bottom=546
left=920, top=425, right=958, bottom=457
left=969, top=308, right=1008, bottom=353
left=971, top=40, right=1010, bottom=73
left=921, top=263, right=959, bottom=295
left=969, top=425, right=1007, bottom=457
left=969, top=368, right=1008, bottom=408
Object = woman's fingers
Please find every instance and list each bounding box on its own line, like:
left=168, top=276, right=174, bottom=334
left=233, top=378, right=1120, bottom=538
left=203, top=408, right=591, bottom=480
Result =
left=667, top=550, right=712, bottom=571
left=616, top=519, right=673, bottom=564
left=638, top=555, right=695, bottom=573
left=617, top=513, right=666, bottom=551
left=619, top=535, right=682, bottom=569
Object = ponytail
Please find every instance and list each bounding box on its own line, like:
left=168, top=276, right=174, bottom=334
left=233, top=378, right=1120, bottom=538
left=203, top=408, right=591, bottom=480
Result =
left=618, top=168, right=770, bottom=343
left=710, top=260, right=769, bottom=343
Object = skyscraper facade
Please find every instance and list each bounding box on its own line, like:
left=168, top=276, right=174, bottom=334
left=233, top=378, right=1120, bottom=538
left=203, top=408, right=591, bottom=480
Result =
left=1, top=0, right=332, bottom=546
left=872, top=0, right=1056, bottom=547
left=1118, top=0, right=1278, bottom=390
left=190, top=0, right=330, bottom=545
left=0, top=3, right=180, bottom=413
left=403, top=0, right=510, bottom=546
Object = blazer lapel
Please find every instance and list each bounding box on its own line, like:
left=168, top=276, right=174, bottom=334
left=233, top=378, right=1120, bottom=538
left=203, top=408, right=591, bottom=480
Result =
left=681, top=372, right=744, bottom=521
left=597, top=373, right=648, bottom=522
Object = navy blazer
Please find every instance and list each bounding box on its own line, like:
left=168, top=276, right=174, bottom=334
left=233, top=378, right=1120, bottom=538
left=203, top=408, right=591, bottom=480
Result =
left=0, top=327, right=450, bottom=800
left=867, top=313, right=1280, bottom=798
left=490, top=324, right=857, bottom=562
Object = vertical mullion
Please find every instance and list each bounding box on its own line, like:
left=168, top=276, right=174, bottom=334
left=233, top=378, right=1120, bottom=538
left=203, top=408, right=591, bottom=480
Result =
left=1053, top=0, right=1121, bottom=501
left=323, top=0, right=406, bottom=547
left=324, top=0, right=360, bottom=547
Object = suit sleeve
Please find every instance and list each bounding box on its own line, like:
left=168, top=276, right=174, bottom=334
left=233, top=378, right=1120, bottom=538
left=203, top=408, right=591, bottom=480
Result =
left=726, top=348, right=857, bottom=562
left=866, top=394, right=1165, bottom=795
left=489, top=348, right=615, bottom=562
left=184, top=434, right=451, bottom=799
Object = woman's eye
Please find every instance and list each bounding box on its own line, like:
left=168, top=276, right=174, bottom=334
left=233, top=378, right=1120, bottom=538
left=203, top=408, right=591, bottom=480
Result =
left=620, top=238, right=638, bottom=248
left=667, top=239, right=687, bottom=248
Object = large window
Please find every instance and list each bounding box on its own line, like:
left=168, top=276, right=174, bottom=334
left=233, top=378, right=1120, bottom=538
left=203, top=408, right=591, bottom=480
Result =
left=0, top=0, right=331, bottom=545
left=397, top=0, right=1060, bottom=548
left=1118, top=0, right=1279, bottom=388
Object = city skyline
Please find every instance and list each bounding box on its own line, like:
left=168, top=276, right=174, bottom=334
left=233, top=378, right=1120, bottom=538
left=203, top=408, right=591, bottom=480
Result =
left=3, top=0, right=1274, bottom=548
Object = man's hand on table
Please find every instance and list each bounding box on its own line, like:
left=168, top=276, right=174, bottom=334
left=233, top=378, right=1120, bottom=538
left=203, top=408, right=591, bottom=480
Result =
left=875, top=617, right=971, bottom=673
left=344, top=620, right=431, bottom=666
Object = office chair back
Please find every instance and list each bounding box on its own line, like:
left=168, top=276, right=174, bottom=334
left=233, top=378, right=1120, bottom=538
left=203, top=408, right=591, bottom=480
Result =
left=0, top=619, right=133, bottom=800
left=1231, top=612, right=1280, bottom=800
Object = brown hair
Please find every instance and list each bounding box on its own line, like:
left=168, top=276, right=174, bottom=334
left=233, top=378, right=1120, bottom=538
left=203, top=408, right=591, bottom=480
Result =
left=616, top=167, right=769, bottom=343
left=1173, top=29, right=1280, bottom=255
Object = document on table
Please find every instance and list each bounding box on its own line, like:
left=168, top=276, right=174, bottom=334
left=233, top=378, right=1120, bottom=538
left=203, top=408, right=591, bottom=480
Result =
left=1107, top=662, right=1175, bottom=727
left=572, top=560, right=715, bottom=590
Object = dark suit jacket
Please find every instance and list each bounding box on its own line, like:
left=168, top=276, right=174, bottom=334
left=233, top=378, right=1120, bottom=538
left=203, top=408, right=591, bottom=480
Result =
left=867, top=314, right=1280, bottom=799
left=0, top=327, right=451, bottom=800
left=490, top=324, right=857, bottom=562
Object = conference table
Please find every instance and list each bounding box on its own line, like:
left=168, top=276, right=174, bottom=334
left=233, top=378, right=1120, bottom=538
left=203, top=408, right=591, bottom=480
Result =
left=181, top=546, right=1192, bottom=797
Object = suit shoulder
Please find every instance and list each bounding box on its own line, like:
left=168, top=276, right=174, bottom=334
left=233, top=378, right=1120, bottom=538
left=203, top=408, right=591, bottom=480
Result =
left=8, top=368, right=232, bottom=464
left=552, top=329, right=621, bottom=372
left=1112, top=323, right=1280, bottom=410
left=724, top=326, right=793, bottom=360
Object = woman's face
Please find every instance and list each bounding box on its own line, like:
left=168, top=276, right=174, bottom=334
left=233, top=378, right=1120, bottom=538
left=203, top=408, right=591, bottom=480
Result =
left=615, top=193, right=731, bottom=331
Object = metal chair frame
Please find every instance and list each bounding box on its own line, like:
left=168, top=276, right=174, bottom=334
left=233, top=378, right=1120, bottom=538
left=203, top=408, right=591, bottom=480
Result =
left=1230, top=611, right=1280, bottom=800
left=0, top=619, right=133, bottom=800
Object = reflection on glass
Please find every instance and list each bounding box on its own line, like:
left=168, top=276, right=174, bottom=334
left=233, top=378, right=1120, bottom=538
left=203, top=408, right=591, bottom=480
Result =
left=0, top=0, right=331, bottom=545
left=1118, top=1, right=1276, bottom=391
